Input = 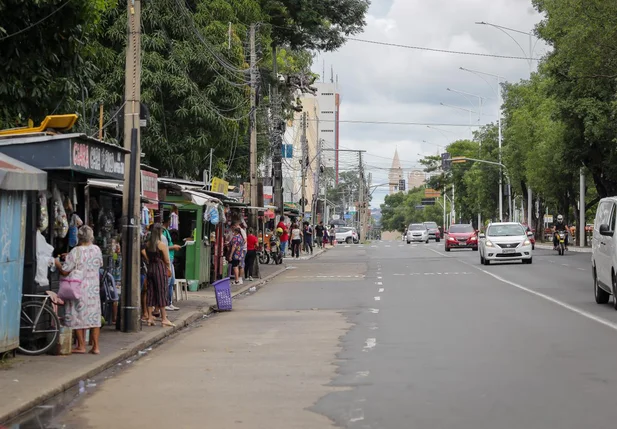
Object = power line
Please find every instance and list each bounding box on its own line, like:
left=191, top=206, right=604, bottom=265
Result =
left=0, top=0, right=72, bottom=41
left=346, top=37, right=540, bottom=61
left=310, top=119, right=483, bottom=127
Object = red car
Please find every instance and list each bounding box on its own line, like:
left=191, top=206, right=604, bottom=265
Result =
left=520, top=224, right=536, bottom=250
left=445, top=224, right=478, bottom=251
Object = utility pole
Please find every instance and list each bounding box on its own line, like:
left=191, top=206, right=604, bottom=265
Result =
left=208, top=147, right=213, bottom=184
left=120, top=0, right=142, bottom=333
left=271, top=47, right=284, bottom=220
left=300, top=111, right=307, bottom=222
left=249, top=24, right=258, bottom=224
left=358, top=151, right=364, bottom=241
left=579, top=168, right=586, bottom=246
left=451, top=184, right=455, bottom=225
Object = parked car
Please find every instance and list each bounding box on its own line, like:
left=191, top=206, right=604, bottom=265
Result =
left=335, top=227, right=358, bottom=244
left=423, top=221, right=441, bottom=242
left=478, top=222, right=533, bottom=265
left=592, top=198, right=617, bottom=308
left=520, top=223, right=536, bottom=250
left=407, top=223, right=429, bottom=244
left=445, top=224, right=478, bottom=251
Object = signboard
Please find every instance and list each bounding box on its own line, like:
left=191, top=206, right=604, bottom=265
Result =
left=72, top=141, right=125, bottom=179
left=332, top=215, right=340, bottom=221
left=348, top=206, right=356, bottom=214
left=263, top=185, right=273, bottom=201
left=344, top=214, right=352, bottom=220
left=282, top=144, right=293, bottom=159
left=544, top=214, right=553, bottom=224
left=441, top=153, right=451, bottom=171
left=141, top=170, right=158, bottom=209
left=425, top=188, right=441, bottom=198
left=211, top=177, right=229, bottom=195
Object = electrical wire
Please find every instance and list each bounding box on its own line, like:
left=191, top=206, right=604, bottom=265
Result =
left=310, top=119, right=483, bottom=127
left=0, top=0, right=72, bottom=41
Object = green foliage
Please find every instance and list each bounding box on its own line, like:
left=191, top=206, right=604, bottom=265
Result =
left=380, top=187, right=444, bottom=233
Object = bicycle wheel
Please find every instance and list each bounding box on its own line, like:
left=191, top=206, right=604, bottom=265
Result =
left=19, top=301, right=60, bottom=356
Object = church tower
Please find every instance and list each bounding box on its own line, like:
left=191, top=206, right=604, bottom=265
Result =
left=388, top=148, right=404, bottom=194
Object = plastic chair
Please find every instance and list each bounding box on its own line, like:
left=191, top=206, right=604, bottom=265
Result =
left=174, top=279, right=188, bottom=301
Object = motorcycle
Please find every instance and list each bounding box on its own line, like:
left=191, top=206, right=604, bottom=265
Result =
left=555, top=231, right=567, bottom=256
left=267, top=235, right=283, bottom=265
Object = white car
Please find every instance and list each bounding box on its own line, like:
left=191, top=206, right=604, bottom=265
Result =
left=407, top=223, right=430, bottom=244
left=592, top=197, right=617, bottom=308
left=336, top=227, right=359, bottom=244
left=478, top=222, right=533, bottom=265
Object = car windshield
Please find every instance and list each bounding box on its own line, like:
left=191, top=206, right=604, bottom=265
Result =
left=424, top=222, right=438, bottom=228
left=337, top=227, right=351, bottom=233
left=449, top=224, right=474, bottom=233
left=409, top=224, right=425, bottom=231
left=487, top=224, right=525, bottom=237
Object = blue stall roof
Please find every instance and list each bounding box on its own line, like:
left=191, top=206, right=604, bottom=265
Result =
left=0, top=153, right=47, bottom=191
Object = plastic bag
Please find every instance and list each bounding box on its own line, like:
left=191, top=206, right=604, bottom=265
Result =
left=38, top=192, right=49, bottom=232
left=68, top=214, right=84, bottom=248
left=35, top=231, right=55, bottom=286
left=52, top=186, right=68, bottom=238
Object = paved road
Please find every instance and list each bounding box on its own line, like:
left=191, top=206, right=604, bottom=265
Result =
left=46, top=241, right=617, bottom=428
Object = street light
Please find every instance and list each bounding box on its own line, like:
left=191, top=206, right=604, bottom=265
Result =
left=459, top=67, right=506, bottom=221
left=440, top=102, right=477, bottom=139
left=475, top=21, right=538, bottom=74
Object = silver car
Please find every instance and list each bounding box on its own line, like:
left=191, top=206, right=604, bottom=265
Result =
left=479, top=222, right=533, bottom=265
left=407, top=223, right=430, bottom=244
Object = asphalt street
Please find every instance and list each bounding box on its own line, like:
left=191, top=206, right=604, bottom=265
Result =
left=48, top=240, right=617, bottom=429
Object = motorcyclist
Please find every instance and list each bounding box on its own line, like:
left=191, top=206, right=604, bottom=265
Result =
left=552, top=215, right=569, bottom=251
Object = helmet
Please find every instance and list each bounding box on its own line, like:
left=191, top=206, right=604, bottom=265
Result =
left=276, top=227, right=283, bottom=234
left=557, top=215, right=563, bottom=223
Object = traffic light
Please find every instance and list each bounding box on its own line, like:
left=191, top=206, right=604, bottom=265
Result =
left=441, top=153, right=451, bottom=171
left=421, top=198, right=436, bottom=206
left=398, top=179, right=406, bottom=191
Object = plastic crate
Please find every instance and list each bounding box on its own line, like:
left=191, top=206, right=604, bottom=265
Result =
left=213, top=277, right=233, bottom=311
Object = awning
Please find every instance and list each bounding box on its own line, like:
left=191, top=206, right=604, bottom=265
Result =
left=87, top=178, right=156, bottom=204
left=183, top=189, right=220, bottom=206
left=0, top=153, right=47, bottom=191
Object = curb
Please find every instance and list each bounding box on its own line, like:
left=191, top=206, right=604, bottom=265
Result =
left=1, top=260, right=294, bottom=425
left=535, top=244, right=592, bottom=253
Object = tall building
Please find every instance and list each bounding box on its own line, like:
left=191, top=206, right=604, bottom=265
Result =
left=315, top=82, right=340, bottom=183
left=388, top=148, right=404, bottom=194
left=408, top=169, right=426, bottom=190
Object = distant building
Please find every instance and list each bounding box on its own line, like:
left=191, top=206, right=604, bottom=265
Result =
left=315, top=82, right=340, bottom=183
left=388, top=148, right=404, bottom=194
left=408, top=169, right=426, bottom=190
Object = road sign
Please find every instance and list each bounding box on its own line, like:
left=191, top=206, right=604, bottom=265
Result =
left=441, top=153, right=451, bottom=171
left=425, top=188, right=441, bottom=198
left=344, top=214, right=352, bottom=220
left=421, top=198, right=436, bottom=206
left=415, top=205, right=425, bottom=210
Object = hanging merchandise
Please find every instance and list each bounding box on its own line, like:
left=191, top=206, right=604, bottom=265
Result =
left=68, top=214, right=84, bottom=248
left=206, top=203, right=219, bottom=225
left=35, top=231, right=55, bottom=286
left=218, top=205, right=226, bottom=224
left=52, top=185, right=69, bottom=238
left=170, top=207, right=179, bottom=230
left=39, top=192, right=49, bottom=232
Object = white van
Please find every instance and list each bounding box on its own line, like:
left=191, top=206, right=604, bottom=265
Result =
left=592, top=197, right=617, bottom=309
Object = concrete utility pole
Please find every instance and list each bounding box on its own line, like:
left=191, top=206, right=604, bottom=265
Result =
left=300, top=111, right=307, bottom=221
left=580, top=168, right=586, bottom=246
left=358, top=151, right=364, bottom=241
left=120, top=0, right=142, bottom=333
left=271, top=47, right=284, bottom=219
left=249, top=24, right=258, bottom=220
left=452, top=184, right=455, bottom=225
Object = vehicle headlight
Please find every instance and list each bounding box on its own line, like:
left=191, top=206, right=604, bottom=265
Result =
left=485, top=240, right=494, bottom=248
left=522, top=239, right=531, bottom=246
left=470, top=236, right=477, bottom=241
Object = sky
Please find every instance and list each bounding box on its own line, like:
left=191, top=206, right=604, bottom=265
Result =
left=313, top=0, right=549, bottom=208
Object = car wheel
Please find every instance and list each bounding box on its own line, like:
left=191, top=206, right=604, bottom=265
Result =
left=346, top=237, right=352, bottom=244
left=522, top=258, right=532, bottom=264
left=612, top=272, right=617, bottom=310
left=594, top=267, right=610, bottom=304
left=436, top=238, right=440, bottom=243
left=445, top=247, right=451, bottom=252
left=483, top=256, right=490, bottom=265
left=473, top=247, right=478, bottom=251
left=532, top=243, right=535, bottom=250
left=480, top=254, right=485, bottom=265
left=425, top=239, right=429, bottom=244
left=407, top=240, right=411, bottom=244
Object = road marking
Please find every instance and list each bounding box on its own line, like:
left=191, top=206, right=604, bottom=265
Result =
left=350, top=409, right=365, bottom=423
left=428, top=248, right=449, bottom=257
left=385, top=245, right=391, bottom=248
left=374, top=296, right=381, bottom=301
left=577, top=267, right=586, bottom=271
left=355, top=371, right=370, bottom=378
left=377, top=276, right=382, bottom=279
left=377, top=281, right=383, bottom=285
left=369, top=308, right=380, bottom=314
left=363, top=338, right=377, bottom=351
left=378, top=288, right=384, bottom=293
left=463, top=261, right=617, bottom=334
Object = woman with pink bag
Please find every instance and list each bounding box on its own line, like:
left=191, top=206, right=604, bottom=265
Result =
left=54, top=225, right=103, bottom=354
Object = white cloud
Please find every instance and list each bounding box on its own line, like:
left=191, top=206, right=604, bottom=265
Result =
left=313, top=0, right=547, bottom=207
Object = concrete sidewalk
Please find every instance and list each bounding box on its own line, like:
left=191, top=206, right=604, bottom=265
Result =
left=0, top=251, right=331, bottom=424
left=535, top=243, right=592, bottom=253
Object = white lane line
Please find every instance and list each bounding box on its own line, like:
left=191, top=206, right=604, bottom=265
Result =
left=369, top=308, right=380, bottom=314
left=377, top=276, right=382, bottom=279
left=577, top=267, right=586, bottom=271
left=377, top=281, right=383, bottom=285
left=393, top=273, right=405, bottom=276
left=428, top=248, right=449, bottom=257
left=385, top=245, right=391, bottom=248
left=463, top=261, right=617, bottom=333
left=350, top=409, right=365, bottom=423
left=363, top=338, right=377, bottom=351
left=378, top=288, right=385, bottom=293
left=374, top=296, right=381, bottom=301
left=355, top=371, right=370, bottom=378
left=561, top=263, right=569, bottom=267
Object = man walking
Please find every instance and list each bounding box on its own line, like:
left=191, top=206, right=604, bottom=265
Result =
left=315, top=221, right=324, bottom=248
left=276, top=216, right=289, bottom=257
left=162, top=215, right=182, bottom=311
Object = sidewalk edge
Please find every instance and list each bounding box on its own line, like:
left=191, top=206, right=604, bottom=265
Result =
left=535, top=244, right=592, bottom=253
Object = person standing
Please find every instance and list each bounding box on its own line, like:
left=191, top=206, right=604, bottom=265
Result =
left=303, top=221, right=313, bottom=254
left=277, top=217, right=289, bottom=257
left=315, top=221, right=324, bottom=248
left=245, top=227, right=258, bottom=281
left=229, top=227, right=245, bottom=284
left=239, top=221, right=248, bottom=284
left=141, top=223, right=175, bottom=327
left=329, top=225, right=336, bottom=246
left=290, top=223, right=302, bottom=258
left=162, top=215, right=181, bottom=311
left=54, top=226, right=103, bottom=354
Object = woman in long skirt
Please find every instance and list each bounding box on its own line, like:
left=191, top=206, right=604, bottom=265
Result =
left=141, top=223, right=175, bottom=327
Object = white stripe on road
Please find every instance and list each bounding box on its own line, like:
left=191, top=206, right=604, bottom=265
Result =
left=376, top=281, right=383, bottom=285
left=369, top=308, right=380, bottom=314
left=374, top=296, right=381, bottom=301
left=377, top=276, right=382, bottom=279
left=363, top=338, right=377, bottom=351
left=464, top=261, right=617, bottom=333
left=378, top=288, right=384, bottom=293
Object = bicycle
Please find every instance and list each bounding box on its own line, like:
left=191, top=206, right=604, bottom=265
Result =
left=19, top=294, right=61, bottom=355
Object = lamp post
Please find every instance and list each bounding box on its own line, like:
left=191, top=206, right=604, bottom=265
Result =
left=439, top=102, right=477, bottom=139
left=459, top=67, right=506, bottom=221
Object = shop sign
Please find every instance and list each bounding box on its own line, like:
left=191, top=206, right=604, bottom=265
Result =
left=263, top=186, right=273, bottom=200
left=141, top=170, right=158, bottom=209
left=211, top=177, right=229, bottom=195
left=72, top=141, right=125, bottom=179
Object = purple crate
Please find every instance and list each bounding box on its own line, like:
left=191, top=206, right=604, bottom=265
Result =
left=213, top=278, right=233, bottom=311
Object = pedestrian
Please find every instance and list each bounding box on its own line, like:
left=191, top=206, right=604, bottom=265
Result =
left=229, top=226, right=245, bottom=284
left=239, top=221, right=248, bottom=283
left=142, top=223, right=175, bottom=327
left=277, top=216, right=289, bottom=257
left=54, top=225, right=103, bottom=354
left=329, top=225, right=336, bottom=245
left=315, top=221, right=324, bottom=248
left=245, top=227, right=258, bottom=281
left=290, top=223, right=302, bottom=258
left=162, top=215, right=181, bottom=311
left=303, top=221, right=313, bottom=254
